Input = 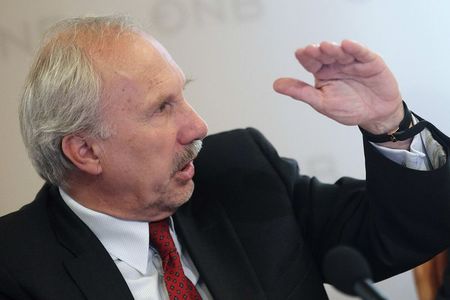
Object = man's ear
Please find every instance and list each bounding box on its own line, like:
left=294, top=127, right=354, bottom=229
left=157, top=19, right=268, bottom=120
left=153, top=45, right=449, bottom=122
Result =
left=61, top=134, right=103, bottom=175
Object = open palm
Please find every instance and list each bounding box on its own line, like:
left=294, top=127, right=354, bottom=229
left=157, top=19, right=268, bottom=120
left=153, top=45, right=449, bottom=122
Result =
left=274, top=40, right=403, bottom=134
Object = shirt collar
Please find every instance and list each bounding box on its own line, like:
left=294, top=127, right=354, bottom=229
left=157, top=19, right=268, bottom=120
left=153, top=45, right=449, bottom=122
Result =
left=59, top=188, right=150, bottom=275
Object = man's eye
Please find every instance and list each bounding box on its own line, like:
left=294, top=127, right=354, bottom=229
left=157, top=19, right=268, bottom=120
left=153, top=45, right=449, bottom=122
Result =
left=156, top=101, right=171, bottom=113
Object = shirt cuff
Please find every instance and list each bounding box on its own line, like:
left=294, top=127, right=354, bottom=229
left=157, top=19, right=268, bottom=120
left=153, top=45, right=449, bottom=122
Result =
left=370, top=116, right=446, bottom=171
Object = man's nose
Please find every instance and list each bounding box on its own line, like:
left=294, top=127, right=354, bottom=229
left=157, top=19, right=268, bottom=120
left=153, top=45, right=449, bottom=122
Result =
left=178, top=102, right=208, bottom=145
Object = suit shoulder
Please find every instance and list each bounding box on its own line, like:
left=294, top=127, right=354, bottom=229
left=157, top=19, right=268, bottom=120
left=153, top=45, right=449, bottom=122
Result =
left=0, top=184, right=54, bottom=248
left=202, top=127, right=278, bottom=160
left=204, top=127, right=265, bottom=142
left=196, top=127, right=298, bottom=189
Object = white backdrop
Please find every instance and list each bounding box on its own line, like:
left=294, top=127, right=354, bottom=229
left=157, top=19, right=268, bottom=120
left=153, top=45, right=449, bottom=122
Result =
left=1, top=0, right=450, bottom=299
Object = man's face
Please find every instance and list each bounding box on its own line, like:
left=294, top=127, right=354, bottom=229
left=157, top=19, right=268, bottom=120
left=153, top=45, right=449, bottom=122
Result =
left=90, top=33, right=208, bottom=221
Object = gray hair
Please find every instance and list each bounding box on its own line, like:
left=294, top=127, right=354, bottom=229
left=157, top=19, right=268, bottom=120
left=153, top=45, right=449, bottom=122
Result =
left=19, top=15, right=141, bottom=187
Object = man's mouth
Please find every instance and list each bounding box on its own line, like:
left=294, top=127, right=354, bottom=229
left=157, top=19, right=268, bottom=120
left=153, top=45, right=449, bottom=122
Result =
left=174, top=161, right=195, bottom=181
left=180, top=161, right=192, bottom=172
left=172, top=140, right=203, bottom=178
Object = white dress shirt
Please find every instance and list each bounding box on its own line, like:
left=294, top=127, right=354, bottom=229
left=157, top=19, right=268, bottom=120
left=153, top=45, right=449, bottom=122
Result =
left=60, top=189, right=212, bottom=300
left=59, top=126, right=446, bottom=300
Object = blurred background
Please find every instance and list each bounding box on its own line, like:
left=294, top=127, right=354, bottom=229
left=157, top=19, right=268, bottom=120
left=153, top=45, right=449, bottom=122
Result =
left=1, top=0, right=450, bottom=299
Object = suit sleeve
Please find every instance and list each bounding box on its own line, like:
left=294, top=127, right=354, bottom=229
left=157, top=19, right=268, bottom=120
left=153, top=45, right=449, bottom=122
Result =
left=0, top=265, right=32, bottom=300
left=247, top=124, right=450, bottom=282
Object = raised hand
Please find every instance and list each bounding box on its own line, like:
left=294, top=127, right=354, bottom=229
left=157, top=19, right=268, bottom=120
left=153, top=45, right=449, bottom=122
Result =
left=273, top=40, right=404, bottom=135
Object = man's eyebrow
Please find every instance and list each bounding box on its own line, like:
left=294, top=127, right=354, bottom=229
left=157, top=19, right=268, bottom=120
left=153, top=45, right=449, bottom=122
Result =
left=183, top=78, right=194, bottom=90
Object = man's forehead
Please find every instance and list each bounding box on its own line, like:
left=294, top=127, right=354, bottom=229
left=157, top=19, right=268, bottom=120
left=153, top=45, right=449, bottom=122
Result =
left=140, top=34, right=187, bottom=83
left=92, top=32, right=185, bottom=84
left=93, top=37, right=186, bottom=106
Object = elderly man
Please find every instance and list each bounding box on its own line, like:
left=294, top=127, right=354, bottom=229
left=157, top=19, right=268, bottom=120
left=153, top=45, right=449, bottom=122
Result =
left=0, top=16, right=449, bottom=300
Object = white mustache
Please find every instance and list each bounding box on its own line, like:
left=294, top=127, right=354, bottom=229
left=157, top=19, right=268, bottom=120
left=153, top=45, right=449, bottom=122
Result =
left=172, top=140, right=203, bottom=175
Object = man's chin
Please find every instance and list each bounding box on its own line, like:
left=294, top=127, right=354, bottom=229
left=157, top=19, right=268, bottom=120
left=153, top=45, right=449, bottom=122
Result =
left=178, top=182, right=195, bottom=204
left=168, top=181, right=195, bottom=209
left=148, top=181, right=195, bottom=218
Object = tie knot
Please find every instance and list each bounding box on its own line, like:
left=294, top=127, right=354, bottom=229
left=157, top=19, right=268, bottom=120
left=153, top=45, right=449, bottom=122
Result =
left=149, top=218, right=175, bottom=258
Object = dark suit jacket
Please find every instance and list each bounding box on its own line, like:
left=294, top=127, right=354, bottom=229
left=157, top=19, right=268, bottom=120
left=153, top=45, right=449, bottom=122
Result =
left=1, top=127, right=450, bottom=300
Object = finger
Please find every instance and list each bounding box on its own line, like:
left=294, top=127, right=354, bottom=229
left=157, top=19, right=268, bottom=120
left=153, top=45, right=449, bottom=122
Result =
left=295, top=46, right=323, bottom=73
left=301, top=44, right=336, bottom=65
left=320, top=41, right=355, bottom=65
left=273, top=77, right=323, bottom=108
left=341, top=39, right=377, bottom=63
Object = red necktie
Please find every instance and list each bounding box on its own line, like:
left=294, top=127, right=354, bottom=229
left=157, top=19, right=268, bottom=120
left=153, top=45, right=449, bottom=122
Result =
left=149, top=219, right=202, bottom=300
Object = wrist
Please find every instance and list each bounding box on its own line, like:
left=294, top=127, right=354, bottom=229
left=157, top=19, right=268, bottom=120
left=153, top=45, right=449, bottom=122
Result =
left=360, top=101, right=406, bottom=135
left=359, top=101, right=415, bottom=144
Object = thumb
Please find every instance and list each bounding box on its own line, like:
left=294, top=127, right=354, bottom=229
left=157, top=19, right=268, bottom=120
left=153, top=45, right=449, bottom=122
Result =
left=273, top=77, right=322, bottom=108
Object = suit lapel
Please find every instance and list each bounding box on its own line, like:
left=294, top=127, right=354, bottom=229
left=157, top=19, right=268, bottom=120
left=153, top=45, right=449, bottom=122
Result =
left=63, top=252, right=134, bottom=300
left=46, top=185, right=134, bottom=300
left=174, top=193, right=267, bottom=300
